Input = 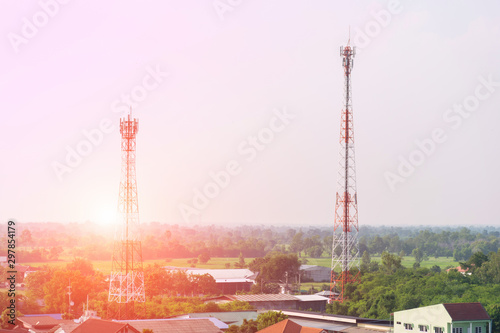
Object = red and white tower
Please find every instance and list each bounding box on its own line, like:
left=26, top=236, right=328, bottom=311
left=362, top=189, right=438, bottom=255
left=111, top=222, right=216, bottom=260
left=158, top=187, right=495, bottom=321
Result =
left=330, top=41, right=360, bottom=303
left=108, top=111, right=145, bottom=319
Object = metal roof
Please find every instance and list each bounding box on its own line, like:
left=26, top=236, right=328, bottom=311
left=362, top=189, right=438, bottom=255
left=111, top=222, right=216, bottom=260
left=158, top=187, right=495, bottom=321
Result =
left=443, top=303, right=491, bottom=321
left=230, top=294, right=299, bottom=302
left=294, top=295, right=329, bottom=302
left=186, top=269, right=258, bottom=280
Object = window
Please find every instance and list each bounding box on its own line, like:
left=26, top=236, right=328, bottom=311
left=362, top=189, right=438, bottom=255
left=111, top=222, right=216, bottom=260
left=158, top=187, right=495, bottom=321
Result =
left=475, top=327, right=482, bottom=333
left=435, top=327, right=444, bottom=333
left=397, top=322, right=402, bottom=325
left=419, top=325, right=429, bottom=332
left=405, top=324, right=414, bottom=331
left=453, top=328, right=463, bottom=333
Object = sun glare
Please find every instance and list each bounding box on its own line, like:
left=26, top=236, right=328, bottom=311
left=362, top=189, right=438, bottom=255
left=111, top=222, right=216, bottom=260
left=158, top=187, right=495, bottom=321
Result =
left=97, top=207, right=117, bottom=226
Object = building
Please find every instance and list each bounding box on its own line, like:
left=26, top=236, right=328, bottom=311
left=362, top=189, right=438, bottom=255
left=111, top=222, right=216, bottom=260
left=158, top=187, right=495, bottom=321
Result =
left=300, top=265, right=331, bottom=282
left=70, top=318, right=140, bottom=333
left=393, top=303, right=492, bottom=333
left=16, top=316, right=61, bottom=332
left=257, top=319, right=327, bottom=333
left=185, top=268, right=258, bottom=294
left=119, top=318, right=225, bottom=333
left=295, top=295, right=329, bottom=312
left=282, top=310, right=391, bottom=333
left=172, top=310, right=259, bottom=326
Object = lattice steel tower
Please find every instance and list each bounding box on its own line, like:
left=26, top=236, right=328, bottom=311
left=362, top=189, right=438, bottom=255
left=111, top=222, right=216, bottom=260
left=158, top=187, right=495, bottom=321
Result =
left=330, top=41, right=360, bottom=303
left=108, top=111, right=145, bottom=319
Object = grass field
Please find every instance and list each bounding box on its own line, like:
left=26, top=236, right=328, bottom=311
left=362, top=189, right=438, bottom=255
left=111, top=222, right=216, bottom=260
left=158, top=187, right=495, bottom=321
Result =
left=21, top=255, right=458, bottom=275
left=22, top=257, right=247, bottom=274
left=305, top=255, right=459, bottom=269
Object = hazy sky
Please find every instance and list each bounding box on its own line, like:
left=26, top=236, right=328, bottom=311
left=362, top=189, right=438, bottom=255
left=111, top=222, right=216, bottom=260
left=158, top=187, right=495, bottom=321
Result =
left=1, top=1, right=500, bottom=227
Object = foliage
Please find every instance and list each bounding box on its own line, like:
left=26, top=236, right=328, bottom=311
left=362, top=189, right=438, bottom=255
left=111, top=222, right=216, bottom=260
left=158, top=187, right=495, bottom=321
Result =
left=143, top=264, right=218, bottom=297
left=325, top=249, right=500, bottom=330
left=226, top=311, right=287, bottom=333
left=248, top=252, right=300, bottom=285
left=234, top=252, right=247, bottom=268
left=0, top=308, right=21, bottom=329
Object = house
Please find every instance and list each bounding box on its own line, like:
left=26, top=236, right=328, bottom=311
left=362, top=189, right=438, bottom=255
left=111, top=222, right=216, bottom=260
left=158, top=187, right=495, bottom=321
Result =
left=17, top=316, right=61, bottom=332
left=257, top=319, right=327, bottom=333
left=393, top=303, right=492, bottom=333
left=120, top=318, right=224, bottom=333
left=281, top=309, right=391, bottom=332
left=446, top=266, right=471, bottom=275
left=300, top=265, right=331, bottom=282
left=295, top=295, right=329, bottom=312
left=225, top=294, right=300, bottom=310
left=185, top=268, right=258, bottom=294
left=70, top=318, right=140, bottom=333
left=171, top=310, right=259, bottom=326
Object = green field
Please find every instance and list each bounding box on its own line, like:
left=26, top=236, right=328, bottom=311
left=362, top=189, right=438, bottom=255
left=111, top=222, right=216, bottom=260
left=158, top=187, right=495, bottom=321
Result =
left=305, top=255, right=459, bottom=269
left=22, top=257, right=247, bottom=274
left=21, top=255, right=458, bottom=275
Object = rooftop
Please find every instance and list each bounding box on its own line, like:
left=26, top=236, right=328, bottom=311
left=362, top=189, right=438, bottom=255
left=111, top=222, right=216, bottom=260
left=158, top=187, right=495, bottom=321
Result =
left=257, top=319, right=325, bottom=333
left=18, top=316, right=59, bottom=329
left=294, top=295, right=329, bottom=302
left=230, top=294, right=299, bottom=302
left=70, top=318, right=139, bottom=333
left=443, top=303, right=491, bottom=321
left=121, top=318, right=223, bottom=333
left=185, top=269, right=258, bottom=281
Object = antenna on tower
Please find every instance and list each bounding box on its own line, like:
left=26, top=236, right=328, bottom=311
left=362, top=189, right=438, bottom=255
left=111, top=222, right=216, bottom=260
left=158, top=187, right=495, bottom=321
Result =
left=330, top=37, right=360, bottom=303
left=108, top=109, right=145, bottom=319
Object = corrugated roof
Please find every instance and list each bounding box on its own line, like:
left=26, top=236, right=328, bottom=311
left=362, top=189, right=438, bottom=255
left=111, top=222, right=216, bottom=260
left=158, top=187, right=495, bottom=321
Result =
left=18, top=316, right=59, bottom=328
left=186, top=269, right=257, bottom=280
left=443, top=303, right=491, bottom=321
left=184, top=311, right=259, bottom=325
left=294, top=295, right=329, bottom=302
left=123, top=318, right=223, bottom=333
left=230, top=294, right=299, bottom=302
left=341, top=326, right=389, bottom=333
left=290, top=318, right=353, bottom=331
left=300, top=265, right=330, bottom=271
left=257, top=319, right=325, bottom=333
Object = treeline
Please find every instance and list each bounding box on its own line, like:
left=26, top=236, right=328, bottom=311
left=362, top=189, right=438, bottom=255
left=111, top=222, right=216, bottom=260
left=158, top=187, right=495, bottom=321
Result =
left=6, top=223, right=500, bottom=263
left=18, top=258, right=248, bottom=319
left=327, top=249, right=500, bottom=332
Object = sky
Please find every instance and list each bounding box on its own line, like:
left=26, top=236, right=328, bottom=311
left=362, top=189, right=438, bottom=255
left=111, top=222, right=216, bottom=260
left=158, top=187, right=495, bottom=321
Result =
left=1, top=0, right=500, bottom=227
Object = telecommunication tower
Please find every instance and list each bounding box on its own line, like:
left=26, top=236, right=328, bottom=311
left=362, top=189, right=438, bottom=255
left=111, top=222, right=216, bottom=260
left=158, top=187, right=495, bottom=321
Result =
left=330, top=41, right=360, bottom=303
left=108, top=111, right=145, bottom=319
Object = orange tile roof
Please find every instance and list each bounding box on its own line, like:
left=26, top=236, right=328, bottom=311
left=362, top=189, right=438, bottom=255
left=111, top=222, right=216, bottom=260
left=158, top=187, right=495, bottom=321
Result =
left=70, top=318, right=140, bottom=333
left=257, top=319, right=325, bottom=333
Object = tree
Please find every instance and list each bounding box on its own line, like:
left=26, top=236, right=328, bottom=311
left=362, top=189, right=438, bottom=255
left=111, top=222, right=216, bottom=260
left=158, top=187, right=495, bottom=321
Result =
left=290, top=232, right=304, bottom=256
left=380, top=251, right=402, bottom=274
left=360, top=251, right=371, bottom=272
left=412, top=248, right=424, bottom=264
left=20, top=229, right=33, bottom=246
left=460, top=251, right=489, bottom=273
left=25, top=266, right=56, bottom=300
left=249, top=252, right=301, bottom=285
left=66, top=258, right=94, bottom=276
left=235, top=252, right=246, bottom=268
left=198, top=252, right=211, bottom=264
left=256, top=311, right=288, bottom=331
left=0, top=308, right=21, bottom=329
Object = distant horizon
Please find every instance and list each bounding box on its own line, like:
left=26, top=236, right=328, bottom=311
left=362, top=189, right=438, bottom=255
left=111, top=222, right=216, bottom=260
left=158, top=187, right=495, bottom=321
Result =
left=8, top=220, right=500, bottom=230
